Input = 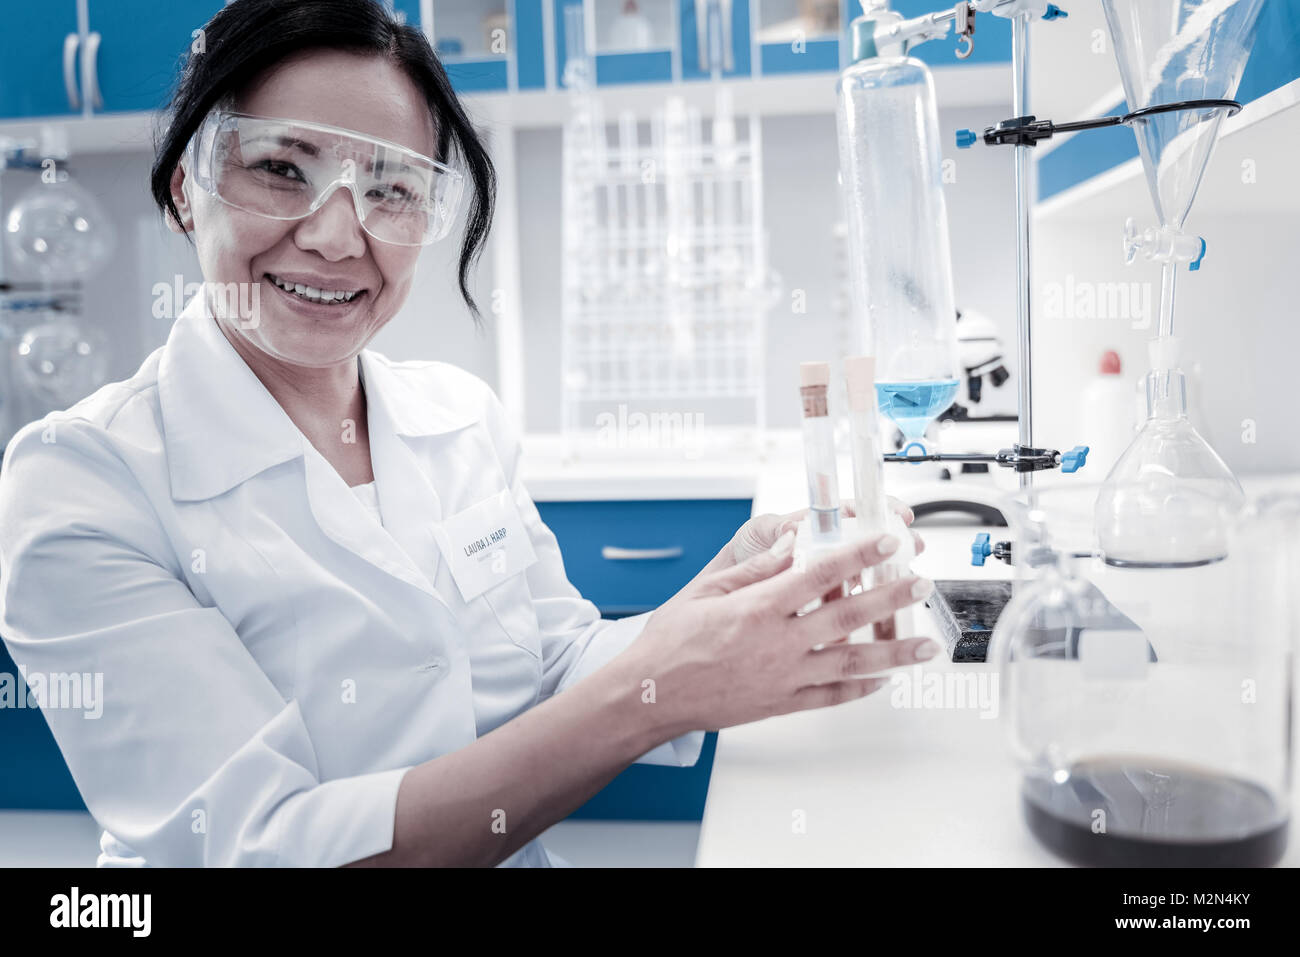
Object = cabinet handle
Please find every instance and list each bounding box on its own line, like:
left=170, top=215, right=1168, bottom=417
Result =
left=83, top=31, right=103, bottom=111
left=695, top=0, right=734, bottom=73
left=63, top=33, right=81, bottom=110
left=601, top=546, right=685, bottom=561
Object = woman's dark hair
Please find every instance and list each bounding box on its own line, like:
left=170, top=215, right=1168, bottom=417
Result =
left=150, top=0, right=495, bottom=320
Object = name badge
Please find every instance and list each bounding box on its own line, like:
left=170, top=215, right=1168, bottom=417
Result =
left=433, top=488, right=538, bottom=603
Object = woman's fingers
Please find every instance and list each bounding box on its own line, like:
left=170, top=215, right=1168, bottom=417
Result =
left=800, top=635, right=940, bottom=686
left=709, top=528, right=797, bottom=595
left=887, top=495, right=915, bottom=526
left=796, top=575, right=934, bottom=645
left=788, top=676, right=890, bottom=711
left=757, top=533, right=901, bottom=612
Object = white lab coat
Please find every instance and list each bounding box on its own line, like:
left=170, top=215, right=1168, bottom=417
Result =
left=0, top=288, right=704, bottom=867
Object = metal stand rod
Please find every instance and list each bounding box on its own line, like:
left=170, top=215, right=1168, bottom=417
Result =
left=1011, top=11, right=1033, bottom=491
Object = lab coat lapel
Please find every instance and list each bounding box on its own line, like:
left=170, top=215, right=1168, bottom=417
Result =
left=359, top=350, right=480, bottom=600
left=299, top=441, right=441, bottom=600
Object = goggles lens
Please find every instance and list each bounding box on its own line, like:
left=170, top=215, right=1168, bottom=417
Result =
left=188, top=111, right=464, bottom=246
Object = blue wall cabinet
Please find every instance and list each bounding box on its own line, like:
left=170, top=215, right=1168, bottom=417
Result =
left=91, top=1, right=224, bottom=114
left=535, top=498, right=752, bottom=820
left=754, top=0, right=844, bottom=75
left=0, top=5, right=82, bottom=119
left=427, top=0, right=514, bottom=93
left=680, top=0, right=753, bottom=81
left=0, top=1, right=225, bottom=120
left=554, top=0, right=675, bottom=87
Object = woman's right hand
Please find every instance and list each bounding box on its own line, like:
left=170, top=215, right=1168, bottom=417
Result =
left=629, top=530, right=939, bottom=736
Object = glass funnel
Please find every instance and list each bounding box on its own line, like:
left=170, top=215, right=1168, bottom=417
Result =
left=989, top=484, right=1294, bottom=867
left=1102, top=0, right=1265, bottom=233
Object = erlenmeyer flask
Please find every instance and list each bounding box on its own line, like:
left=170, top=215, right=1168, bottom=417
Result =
left=1096, top=337, right=1242, bottom=567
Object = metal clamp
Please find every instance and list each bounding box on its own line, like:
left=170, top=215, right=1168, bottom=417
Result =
left=955, top=3, right=975, bottom=59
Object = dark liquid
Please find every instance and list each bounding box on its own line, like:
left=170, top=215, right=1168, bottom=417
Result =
left=1023, top=758, right=1288, bottom=867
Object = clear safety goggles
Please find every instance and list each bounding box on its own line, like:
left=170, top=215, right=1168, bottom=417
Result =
left=185, top=110, right=465, bottom=246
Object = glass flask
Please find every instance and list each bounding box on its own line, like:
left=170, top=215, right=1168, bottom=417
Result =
left=1095, top=337, right=1243, bottom=567
left=13, top=319, right=110, bottom=407
left=3, top=174, right=115, bottom=281
left=835, top=1, right=960, bottom=449
left=990, top=484, right=1294, bottom=867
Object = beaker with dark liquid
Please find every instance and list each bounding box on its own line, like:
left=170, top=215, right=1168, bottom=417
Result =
left=990, top=486, right=1296, bottom=867
left=1023, top=759, right=1288, bottom=867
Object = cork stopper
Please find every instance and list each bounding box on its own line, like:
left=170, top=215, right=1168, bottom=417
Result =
left=842, top=355, right=876, bottom=412
left=799, top=361, right=831, bottom=388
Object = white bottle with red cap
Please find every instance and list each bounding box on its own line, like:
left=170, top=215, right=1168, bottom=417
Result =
left=1081, top=350, right=1139, bottom=480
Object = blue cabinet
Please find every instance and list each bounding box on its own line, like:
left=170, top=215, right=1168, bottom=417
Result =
left=555, top=0, right=675, bottom=87
left=92, top=1, right=224, bottom=114
left=0, top=5, right=82, bottom=119
left=681, top=0, right=753, bottom=81
left=0, top=1, right=226, bottom=120
left=535, top=498, right=752, bottom=820
left=426, top=0, right=513, bottom=93
left=754, top=0, right=845, bottom=75
left=0, top=641, right=83, bottom=810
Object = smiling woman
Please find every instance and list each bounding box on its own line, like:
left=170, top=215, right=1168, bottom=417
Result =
left=0, top=0, right=934, bottom=870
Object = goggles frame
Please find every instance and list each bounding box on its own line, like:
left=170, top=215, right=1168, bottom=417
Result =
left=184, top=109, right=465, bottom=246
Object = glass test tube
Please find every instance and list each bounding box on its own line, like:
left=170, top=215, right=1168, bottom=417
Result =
left=800, top=361, right=847, bottom=608
left=844, top=355, right=912, bottom=641
left=799, top=362, right=841, bottom=544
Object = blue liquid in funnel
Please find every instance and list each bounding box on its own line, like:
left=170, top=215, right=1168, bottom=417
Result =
left=875, top=379, right=960, bottom=440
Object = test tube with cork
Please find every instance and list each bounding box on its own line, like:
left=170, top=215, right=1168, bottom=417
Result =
left=799, top=361, right=847, bottom=605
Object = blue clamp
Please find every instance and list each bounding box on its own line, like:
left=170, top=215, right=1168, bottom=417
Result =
left=1043, top=5, right=1068, bottom=20
left=902, top=441, right=928, bottom=463
left=972, top=532, right=992, bottom=567
left=1189, top=237, right=1207, bottom=271
left=956, top=128, right=978, bottom=149
left=1060, top=445, right=1090, bottom=473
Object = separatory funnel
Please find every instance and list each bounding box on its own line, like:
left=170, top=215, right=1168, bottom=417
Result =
left=835, top=0, right=961, bottom=454
left=1094, top=0, right=1264, bottom=567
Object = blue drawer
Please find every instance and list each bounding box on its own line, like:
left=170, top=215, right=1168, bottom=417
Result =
left=534, top=498, right=753, bottom=614
left=536, top=498, right=751, bottom=821
left=0, top=641, right=84, bottom=810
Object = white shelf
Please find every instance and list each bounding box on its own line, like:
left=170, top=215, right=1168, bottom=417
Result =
left=1035, top=77, right=1300, bottom=221
left=0, top=65, right=1011, bottom=154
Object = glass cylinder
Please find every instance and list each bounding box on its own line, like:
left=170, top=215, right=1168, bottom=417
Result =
left=835, top=44, right=960, bottom=444
left=990, top=483, right=1294, bottom=867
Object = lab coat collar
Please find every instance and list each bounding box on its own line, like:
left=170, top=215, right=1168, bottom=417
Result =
left=158, top=285, right=477, bottom=502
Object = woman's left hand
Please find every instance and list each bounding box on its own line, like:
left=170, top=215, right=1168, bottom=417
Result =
left=728, top=497, right=924, bottom=567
